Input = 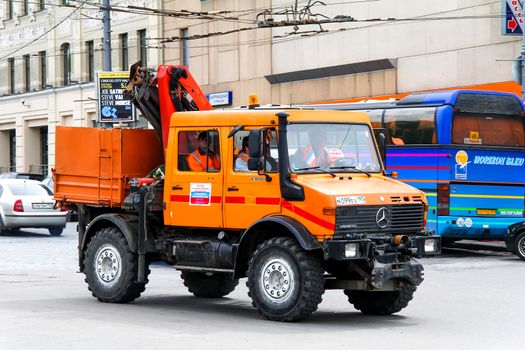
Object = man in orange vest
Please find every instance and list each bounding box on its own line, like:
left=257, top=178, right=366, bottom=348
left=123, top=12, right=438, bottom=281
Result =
left=187, top=131, right=220, bottom=172
left=235, top=136, right=250, bottom=171
left=294, top=128, right=343, bottom=169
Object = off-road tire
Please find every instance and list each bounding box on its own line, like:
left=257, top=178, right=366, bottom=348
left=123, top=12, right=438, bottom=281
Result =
left=181, top=271, right=239, bottom=298
left=83, top=226, right=150, bottom=303
left=246, top=237, right=324, bottom=322
left=49, top=227, right=64, bottom=236
left=512, top=232, right=525, bottom=261
left=344, top=283, right=416, bottom=315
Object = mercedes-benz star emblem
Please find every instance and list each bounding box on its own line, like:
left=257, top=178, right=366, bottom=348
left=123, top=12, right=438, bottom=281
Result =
left=376, top=207, right=391, bottom=229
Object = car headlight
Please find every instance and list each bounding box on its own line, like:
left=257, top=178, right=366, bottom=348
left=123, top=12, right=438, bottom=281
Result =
left=424, top=238, right=438, bottom=253
left=345, top=243, right=359, bottom=258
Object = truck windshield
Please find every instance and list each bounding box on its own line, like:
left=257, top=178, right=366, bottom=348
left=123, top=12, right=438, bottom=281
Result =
left=287, top=123, right=381, bottom=173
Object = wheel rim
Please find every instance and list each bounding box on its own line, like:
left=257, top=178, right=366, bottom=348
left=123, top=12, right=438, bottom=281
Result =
left=95, top=244, right=122, bottom=285
left=518, top=237, right=525, bottom=258
left=259, top=258, right=295, bottom=303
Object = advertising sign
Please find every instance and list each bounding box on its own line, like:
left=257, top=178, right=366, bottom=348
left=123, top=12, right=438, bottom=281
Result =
left=503, top=0, right=524, bottom=35
left=97, top=71, right=135, bottom=123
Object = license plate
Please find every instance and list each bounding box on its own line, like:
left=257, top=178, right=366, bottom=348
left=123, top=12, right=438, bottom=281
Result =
left=477, top=209, right=496, bottom=215
left=32, top=203, right=53, bottom=209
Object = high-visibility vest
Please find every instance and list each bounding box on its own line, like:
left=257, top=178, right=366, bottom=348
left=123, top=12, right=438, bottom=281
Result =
left=187, top=150, right=220, bottom=172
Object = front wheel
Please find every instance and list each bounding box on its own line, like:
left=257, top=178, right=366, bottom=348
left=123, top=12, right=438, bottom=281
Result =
left=181, top=271, right=239, bottom=298
left=83, top=226, right=149, bottom=303
left=512, top=232, right=525, bottom=261
left=246, top=237, right=325, bottom=322
left=344, top=283, right=416, bottom=315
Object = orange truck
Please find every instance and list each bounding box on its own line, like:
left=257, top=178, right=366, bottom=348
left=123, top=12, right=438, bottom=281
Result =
left=54, top=63, right=440, bottom=322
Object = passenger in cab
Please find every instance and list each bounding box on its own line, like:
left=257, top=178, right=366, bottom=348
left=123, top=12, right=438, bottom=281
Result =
left=187, top=131, right=220, bottom=172
left=235, top=137, right=250, bottom=172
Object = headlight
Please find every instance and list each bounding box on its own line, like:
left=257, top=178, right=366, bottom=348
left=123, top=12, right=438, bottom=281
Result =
left=345, top=243, right=359, bottom=258
left=424, top=238, right=438, bottom=253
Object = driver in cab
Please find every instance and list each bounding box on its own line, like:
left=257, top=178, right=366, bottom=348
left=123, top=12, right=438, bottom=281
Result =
left=187, top=131, right=220, bottom=172
left=293, top=129, right=343, bottom=169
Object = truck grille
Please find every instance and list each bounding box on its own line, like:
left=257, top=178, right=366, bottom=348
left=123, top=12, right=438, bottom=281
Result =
left=335, top=204, right=424, bottom=237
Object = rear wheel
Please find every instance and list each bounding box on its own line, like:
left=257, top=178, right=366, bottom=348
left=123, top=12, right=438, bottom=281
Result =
left=49, top=227, right=64, bottom=236
left=181, top=271, right=239, bottom=298
left=512, top=232, right=525, bottom=261
left=84, top=226, right=149, bottom=303
left=247, top=237, right=324, bottom=322
left=344, top=283, right=416, bottom=315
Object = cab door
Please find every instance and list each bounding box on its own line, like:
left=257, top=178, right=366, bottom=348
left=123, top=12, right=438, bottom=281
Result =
left=223, top=128, right=281, bottom=229
left=166, top=127, right=224, bottom=228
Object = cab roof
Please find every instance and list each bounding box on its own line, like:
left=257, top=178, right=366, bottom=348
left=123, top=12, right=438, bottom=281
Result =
left=169, top=108, right=371, bottom=128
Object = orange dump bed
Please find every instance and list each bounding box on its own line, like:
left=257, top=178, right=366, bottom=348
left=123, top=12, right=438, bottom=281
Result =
left=54, top=126, right=163, bottom=207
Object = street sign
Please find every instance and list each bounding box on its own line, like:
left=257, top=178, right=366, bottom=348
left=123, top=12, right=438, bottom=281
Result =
left=206, top=91, right=233, bottom=107
left=503, top=0, right=524, bottom=35
left=96, top=72, right=135, bottom=123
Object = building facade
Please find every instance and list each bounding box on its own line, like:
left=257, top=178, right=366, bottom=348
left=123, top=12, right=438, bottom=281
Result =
left=163, top=0, right=522, bottom=106
left=0, top=0, right=162, bottom=174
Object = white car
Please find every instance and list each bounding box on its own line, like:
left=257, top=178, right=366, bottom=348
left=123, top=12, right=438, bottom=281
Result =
left=0, top=179, right=67, bottom=236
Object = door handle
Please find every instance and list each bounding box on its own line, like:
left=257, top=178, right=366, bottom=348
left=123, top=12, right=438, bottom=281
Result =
left=172, top=185, right=183, bottom=190
left=227, top=186, right=239, bottom=192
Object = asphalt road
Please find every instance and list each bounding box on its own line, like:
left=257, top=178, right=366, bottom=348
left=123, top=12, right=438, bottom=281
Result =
left=0, top=224, right=523, bottom=350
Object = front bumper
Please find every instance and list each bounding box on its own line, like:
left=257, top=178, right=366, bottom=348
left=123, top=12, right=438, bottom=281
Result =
left=322, top=235, right=441, bottom=261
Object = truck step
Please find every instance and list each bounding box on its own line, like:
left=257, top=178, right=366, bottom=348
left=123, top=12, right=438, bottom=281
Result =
left=173, top=264, right=234, bottom=274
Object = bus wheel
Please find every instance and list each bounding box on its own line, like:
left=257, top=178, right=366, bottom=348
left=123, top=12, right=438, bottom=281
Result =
left=181, top=271, right=239, bottom=298
left=84, top=226, right=149, bottom=303
left=512, top=232, right=525, bottom=261
left=246, top=237, right=324, bottom=322
left=344, top=283, right=416, bottom=315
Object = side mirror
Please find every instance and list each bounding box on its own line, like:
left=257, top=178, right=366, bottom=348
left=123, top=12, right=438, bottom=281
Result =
left=248, top=129, right=262, bottom=158
left=374, top=128, right=387, bottom=167
left=247, top=158, right=261, bottom=171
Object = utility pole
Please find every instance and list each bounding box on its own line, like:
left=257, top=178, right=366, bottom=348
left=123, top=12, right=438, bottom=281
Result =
left=102, top=0, right=112, bottom=71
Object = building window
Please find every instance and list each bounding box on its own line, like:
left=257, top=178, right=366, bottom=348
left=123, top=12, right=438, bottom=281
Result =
left=62, top=0, right=70, bottom=4
left=23, top=54, right=30, bottom=92
left=39, top=51, right=47, bottom=89
left=181, top=28, right=189, bottom=67
left=86, top=40, right=94, bottom=82
left=40, top=127, right=48, bottom=176
left=61, top=43, right=72, bottom=86
left=120, top=33, right=128, bottom=70
left=8, top=58, right=15, bottom=94
left=9, top=130, right=16, bottom=172
left=138, top=29, right=147, bottom=67
left=7, top=0, right=13, bottom=19
left=38, top=0, right=45, bottom=11
left=22, top=0, right=29, bottom=15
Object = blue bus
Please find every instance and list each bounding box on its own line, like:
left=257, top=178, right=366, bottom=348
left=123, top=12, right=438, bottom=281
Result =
left=314, top=90, right=525, bottom=242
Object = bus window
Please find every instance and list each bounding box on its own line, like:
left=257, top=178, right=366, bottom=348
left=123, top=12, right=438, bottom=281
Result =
left=384, top=108, right=436, bottom=145
left=452, top=113, right=525, bottom=146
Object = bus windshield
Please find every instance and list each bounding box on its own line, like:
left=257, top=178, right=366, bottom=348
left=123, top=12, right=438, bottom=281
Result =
left=287, top=123, right=382, bottom=173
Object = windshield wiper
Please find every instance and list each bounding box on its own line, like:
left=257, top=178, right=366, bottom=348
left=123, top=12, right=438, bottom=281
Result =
left=294, top=166, right=336, bottom=178
left=329, top=166, right=371, bottom=178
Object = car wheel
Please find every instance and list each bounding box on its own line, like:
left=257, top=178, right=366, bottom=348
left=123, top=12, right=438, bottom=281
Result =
left=83, top=226, right=149, bottom=303
left=512, top=232, right=525, bottom=261
left=49, top=227, right=64, bottom=236
left=246, top=237, right=324, bottom=322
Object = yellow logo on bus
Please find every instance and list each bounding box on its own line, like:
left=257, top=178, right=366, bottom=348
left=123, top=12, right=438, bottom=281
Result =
left=455, top=150, right=468, bottom=167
